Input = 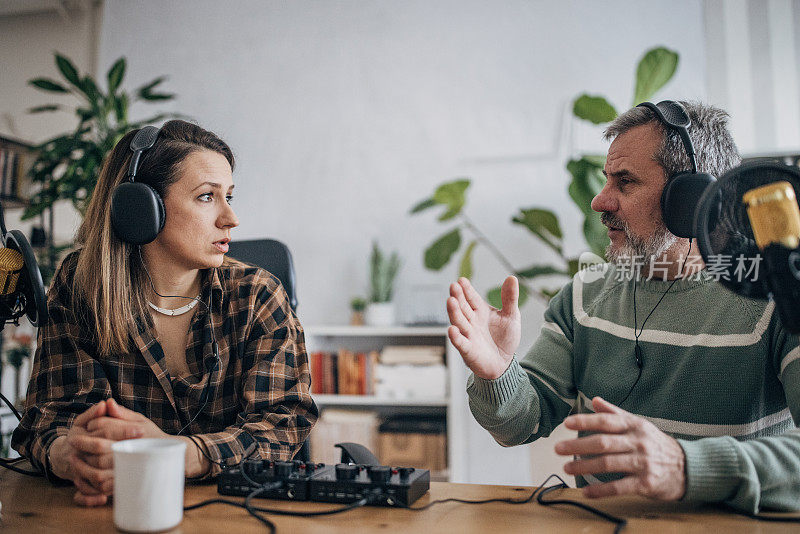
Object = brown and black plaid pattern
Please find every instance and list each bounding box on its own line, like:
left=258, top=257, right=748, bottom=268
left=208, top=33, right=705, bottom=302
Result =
left=12, top=251, right=318, bottom=480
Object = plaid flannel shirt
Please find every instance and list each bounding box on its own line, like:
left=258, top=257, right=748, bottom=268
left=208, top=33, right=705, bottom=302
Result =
left=12, top=251, right=318, bottom=480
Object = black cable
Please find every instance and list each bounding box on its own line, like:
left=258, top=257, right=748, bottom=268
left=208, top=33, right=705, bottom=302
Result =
left=0, top=385, right=43, bottom=477
left=535, top=474, right=627, bottom=534
left=0, top=457, right=43, bottom=477
left=407, top=473, right=626, bottom=532
left=0, top=391, right=22, bottom=420
left=244, top=486, right=279, bottom=534
left=243, top=483, right=281, bottom=532
left=183, top=497, right=253, bottom=511
left=184, top=488, right=374, bottom=517
left=247, top=493, right=376, bottom=517
left=186, top=434, right=230, bottom=468
left=620, top=239, right=692, bottom=406
left=408, top=472, right=560, bottom=511
left=185, top=433, right=263, bottom=489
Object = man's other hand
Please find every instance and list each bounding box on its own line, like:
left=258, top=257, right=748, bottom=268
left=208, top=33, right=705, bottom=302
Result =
left=555, top=396, right=686, bottom=501
left=446, top=276, right=521, bottom=381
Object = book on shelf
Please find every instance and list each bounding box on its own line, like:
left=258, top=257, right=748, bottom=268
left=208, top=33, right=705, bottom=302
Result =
left=0, top=146, right=28, bottom=201
left=309, top=347, right=447, bottom=399
left=374, top=363, right=447, bottom=399
left=310, top=350, right=379, bottom=395
left=379, top=345, right=444, bottom=365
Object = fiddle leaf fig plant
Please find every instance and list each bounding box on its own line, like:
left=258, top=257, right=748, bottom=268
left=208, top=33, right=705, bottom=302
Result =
left=411, top=46, right=679, bottom=308
left=24, top=53, right=178, bottom=220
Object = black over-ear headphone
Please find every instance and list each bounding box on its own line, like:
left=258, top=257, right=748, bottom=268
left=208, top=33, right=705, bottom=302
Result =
left=637, top=100, right=716, bottom=238
left=110, top=125, right=166, bottom=245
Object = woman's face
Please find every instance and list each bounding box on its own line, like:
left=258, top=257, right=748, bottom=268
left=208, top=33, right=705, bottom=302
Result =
left=147, top=149, right=239, bottom=271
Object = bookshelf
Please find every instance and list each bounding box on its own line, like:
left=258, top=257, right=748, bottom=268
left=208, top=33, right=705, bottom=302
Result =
left=0, top=134, right=33, bottom=209
left=314, top=394, right=448, bottom=407
left=304, top=325, right=468, bottom=483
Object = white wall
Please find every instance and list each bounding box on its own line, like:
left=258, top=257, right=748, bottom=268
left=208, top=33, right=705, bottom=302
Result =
left=704, top=0, right=800, bottom=153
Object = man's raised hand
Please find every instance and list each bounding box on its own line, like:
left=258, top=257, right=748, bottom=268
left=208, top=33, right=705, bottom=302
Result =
left=446, top=276, right=521, bottom=380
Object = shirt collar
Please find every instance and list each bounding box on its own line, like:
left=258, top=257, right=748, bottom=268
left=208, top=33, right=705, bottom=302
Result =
left=201, top=266, right=225, bottom=314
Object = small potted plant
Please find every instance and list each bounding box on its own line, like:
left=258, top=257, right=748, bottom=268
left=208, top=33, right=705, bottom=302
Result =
left=350, top=297, right=366, bottom=326
left=365, top=242, right=401, bottom=326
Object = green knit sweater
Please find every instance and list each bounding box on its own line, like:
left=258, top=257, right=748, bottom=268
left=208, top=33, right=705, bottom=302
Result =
left=467, top=264, right=800, bottom=514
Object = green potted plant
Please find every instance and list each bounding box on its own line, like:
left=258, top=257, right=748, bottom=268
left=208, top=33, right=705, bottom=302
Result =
left=365, top=242, right=401, bottom=326
left=350, top=297, right=366, bottom=326
left=24, top=53, right=178, bottom=275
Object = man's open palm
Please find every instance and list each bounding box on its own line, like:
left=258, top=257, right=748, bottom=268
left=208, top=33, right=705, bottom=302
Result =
left=446, top=276, right=521, bottom=380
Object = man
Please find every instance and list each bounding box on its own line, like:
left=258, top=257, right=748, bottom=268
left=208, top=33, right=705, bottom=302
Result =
left=446, top=101, right=800, bottom=513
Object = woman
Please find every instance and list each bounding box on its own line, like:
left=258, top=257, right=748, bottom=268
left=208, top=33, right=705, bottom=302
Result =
left=11, top=120, right=318, bottom=506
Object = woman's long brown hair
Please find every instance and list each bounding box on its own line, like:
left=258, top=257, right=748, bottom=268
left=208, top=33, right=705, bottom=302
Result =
left=73, top=120, right=234, bottom=357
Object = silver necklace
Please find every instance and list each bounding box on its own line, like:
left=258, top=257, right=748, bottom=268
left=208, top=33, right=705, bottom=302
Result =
left=147, top=295, right=201, bottom=316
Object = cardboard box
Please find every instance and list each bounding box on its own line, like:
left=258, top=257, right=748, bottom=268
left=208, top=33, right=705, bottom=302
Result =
left=378, top=431, right=447, bottom=472
left=377, top=416, right=447, bottom=471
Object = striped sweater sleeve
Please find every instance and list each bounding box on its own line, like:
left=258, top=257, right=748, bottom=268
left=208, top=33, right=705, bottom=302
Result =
left=678, top=325, right=800, bottom=513
left=467, top=281, right=576, bottom=446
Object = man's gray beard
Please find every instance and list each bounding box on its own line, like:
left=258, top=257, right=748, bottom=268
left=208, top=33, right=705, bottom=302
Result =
left=606, top=222, right=678, bottom=268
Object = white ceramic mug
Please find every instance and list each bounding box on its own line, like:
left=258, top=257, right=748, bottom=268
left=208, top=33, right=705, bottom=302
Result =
left=111, top=438, right=186, bottom=532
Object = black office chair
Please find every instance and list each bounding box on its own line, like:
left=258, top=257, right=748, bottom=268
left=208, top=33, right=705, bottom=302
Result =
left=227, top=238, right=309, bottom=461
left=227, top=238, right=298, bottom=311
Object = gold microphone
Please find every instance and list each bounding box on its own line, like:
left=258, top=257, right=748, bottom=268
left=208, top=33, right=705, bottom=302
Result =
left=743, top=181, right=800, bottom=250
left=0, top=247, right=24, bottom=296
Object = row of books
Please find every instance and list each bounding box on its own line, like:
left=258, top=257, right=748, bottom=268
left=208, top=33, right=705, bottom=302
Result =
left=309, top=345, right=447, bottom=396
left=309, top=350, right=379, bottom=395
left=0, top=148, right=26, bottom=200
left=379, top=345, right=444, bottom=365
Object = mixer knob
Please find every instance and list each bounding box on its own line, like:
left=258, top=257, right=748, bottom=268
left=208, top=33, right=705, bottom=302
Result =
left=335, top=463, right=358, bottom=480
left=367, top=465, right=391, bottom=484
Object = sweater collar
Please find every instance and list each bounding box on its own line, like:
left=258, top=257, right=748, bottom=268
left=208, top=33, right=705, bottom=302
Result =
left=605, top=263, right=715, bottom=293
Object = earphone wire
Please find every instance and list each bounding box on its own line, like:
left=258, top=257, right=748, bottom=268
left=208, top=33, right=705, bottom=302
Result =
left=620, top=239, right=693, bottom=406
left=137, top=248, right=220, bottom=435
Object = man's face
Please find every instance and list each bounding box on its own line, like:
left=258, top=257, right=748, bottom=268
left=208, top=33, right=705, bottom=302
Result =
left=591, top=123, right=678, bottom=265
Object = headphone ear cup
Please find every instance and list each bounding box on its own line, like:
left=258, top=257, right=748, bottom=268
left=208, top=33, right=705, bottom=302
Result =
left=111, top=182, right=165, bottom=245
left=661, top=171, right=716, bottom=238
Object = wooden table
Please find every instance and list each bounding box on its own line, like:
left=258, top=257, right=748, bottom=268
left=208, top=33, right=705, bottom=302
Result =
left=2, top=468, right=799, bottom=533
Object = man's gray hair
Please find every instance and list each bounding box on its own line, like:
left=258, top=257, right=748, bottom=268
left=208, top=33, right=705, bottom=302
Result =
left=604, top=101, right=741, bottom=179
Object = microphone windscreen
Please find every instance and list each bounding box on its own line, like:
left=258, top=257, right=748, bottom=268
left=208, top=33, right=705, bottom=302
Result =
left=743, top=181, right=800, bottom=250
left=0, top=247, right=23, bottom=295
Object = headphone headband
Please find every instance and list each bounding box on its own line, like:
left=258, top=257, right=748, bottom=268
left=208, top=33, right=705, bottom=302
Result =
left=127, top=126, right=161, bottom=181
left=637, top=100, right=697, bottom=174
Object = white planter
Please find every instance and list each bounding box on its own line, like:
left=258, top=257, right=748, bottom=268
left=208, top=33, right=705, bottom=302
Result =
left=364, top=302, right=396, bottom=326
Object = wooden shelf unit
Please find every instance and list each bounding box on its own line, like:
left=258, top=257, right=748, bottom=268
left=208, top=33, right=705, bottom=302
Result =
left=0, top=134, right=34, bottom=209
left=304, top=325, right=468, bottom=482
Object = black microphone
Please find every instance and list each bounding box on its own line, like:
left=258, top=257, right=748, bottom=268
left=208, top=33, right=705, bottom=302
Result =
left=743, top=181, right=800, bottom=332
left=0, top=223, right=48, bottom=329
